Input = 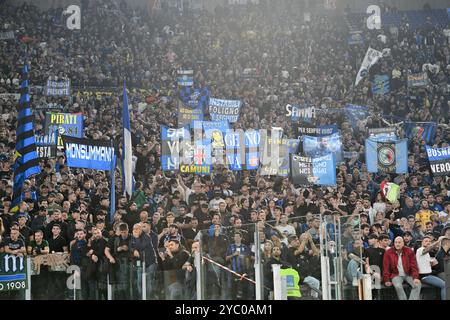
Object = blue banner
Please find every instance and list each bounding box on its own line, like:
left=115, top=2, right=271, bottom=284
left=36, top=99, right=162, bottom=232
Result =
left=245, top=130, right=260, bottom=170
left=372, top=74, right=390, bottom=95
left=224, top=130, right=245, bottom=170
left=312, top=153, right=336, bottom=186
left=365, top=138, right=408, bottom=174
left=303, top=133, right=343, bottom=163
left=35, top=127, right=58, bottom=158
left=179, top=86, right=209, bottom=109
left=345, top=104, right=369, bottom=128
left=407, top=72, right=430, bottom=88
left=209, top=98, right=242, bottom=123
left=279, top=139, right=301, bottom=177
left=45, top=112, right=84, bottom=147
left=425, top=145, right=450, bottom=176
left=348, top=30, right=364, bottom=45
left=180, top=138, right=212, bottom=175
left=161, top=125, right=191, bottom=171
left=297, top=124, right=338, bottom=137
left=404, top=122, right=437, bottom=144
left=223, top=129, right=261, bottom=171
left=177, top=100, right=204, bottom=127
left=369, top=127, right=398, bottom=142
left=193, top=120, right=230, bottom=132
left=63, top=136, right=115, bottom=171
left=177, top=69, right=194, bottom=87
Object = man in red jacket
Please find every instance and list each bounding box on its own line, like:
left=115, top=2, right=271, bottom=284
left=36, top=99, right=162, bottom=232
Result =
left=383, top=236, right=421, bottom=300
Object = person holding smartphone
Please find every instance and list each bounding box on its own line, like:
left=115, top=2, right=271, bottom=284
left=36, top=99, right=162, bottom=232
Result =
left=416, top=235, right=446, bottom=299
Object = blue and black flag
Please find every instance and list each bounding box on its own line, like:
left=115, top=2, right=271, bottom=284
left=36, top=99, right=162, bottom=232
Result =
left=179, top=86, right=209, bottom=109
left=404, top=122, right=437, bottom=145
left=11, top=64, right=41, bottom=212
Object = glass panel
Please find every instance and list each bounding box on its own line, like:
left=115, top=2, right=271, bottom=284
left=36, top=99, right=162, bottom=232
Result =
left=198, top=222, right=257, bottom=300
left=339, top=214, right=364, bottom=300
left=262, top=215, right=322, bottom=300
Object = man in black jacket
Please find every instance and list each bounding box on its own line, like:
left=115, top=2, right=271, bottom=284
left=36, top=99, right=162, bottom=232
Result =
left=45, top=209, right=68, bottom=241
left=70, top=229, right=90, bottom=299
left=130, top=223, right=159, bottom=299
left=159, top=239, right=189, bottom=299
left=104, top=223, right=131, bottom=300
left=435, top=236, right=450, bottom=281
left=87, top=227, right=108, bottom=300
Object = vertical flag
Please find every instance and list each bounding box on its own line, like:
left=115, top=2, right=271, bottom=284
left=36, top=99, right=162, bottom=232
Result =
left=122, top=82, right=133, bottom=197
left=11, top=64, right=41, bottom=211
left=365, top=138, right=408, bottom=174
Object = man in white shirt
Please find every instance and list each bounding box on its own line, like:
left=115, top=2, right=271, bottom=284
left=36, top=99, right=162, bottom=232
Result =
left=362, top=197, right=377, bottom=225
left=415, top=235, right=446, bottom=300
left=209, top=189, right=226, bottom=211
left=275, top=213, right=296, bottom=245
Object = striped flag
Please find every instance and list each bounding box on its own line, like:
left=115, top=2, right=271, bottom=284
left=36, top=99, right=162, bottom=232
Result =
left=11, top=64, right=41, bottom=212
left=404, top=122, right=437, bottom=144
left=122, top=82, right=133, bottom=197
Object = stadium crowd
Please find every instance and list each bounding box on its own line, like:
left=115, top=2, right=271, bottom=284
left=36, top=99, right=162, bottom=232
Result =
left=0, top=0, right=450, bottom=300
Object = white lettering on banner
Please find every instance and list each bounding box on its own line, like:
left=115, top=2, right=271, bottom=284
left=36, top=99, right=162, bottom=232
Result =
left=427, top=147, right=450, bottom=158
left=65, top=143, right=113, bottom=162
left=167, top=157, right=178, bottom=170
left=167, top=128, right=186, bottom=139
left=245, top=130, right=260, bottom=145
left=167, top=141, right=180, bottom=156
left=168, top=128, right=284, bottom=169
left=430, top=163, right=450, bottom=173
left=209, top=106, right=240, bottom=114
left=313, top=162, right=327, bottom=174
left=285, top=104, right=316, bottom=118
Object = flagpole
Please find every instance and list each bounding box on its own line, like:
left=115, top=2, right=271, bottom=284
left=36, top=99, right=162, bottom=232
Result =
left=109, top=138, right=116, bottom=226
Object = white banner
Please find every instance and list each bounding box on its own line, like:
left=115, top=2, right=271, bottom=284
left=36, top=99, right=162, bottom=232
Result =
left=355, top=47, right=383, bottom=87
left=45, top=79, right=71, bottom=96
left=0, top=93, right=20, bottom=101
left=0, top=31, right=14, bottom=40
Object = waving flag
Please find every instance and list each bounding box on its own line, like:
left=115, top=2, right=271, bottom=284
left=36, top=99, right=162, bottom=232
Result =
left=11, top=65, right=41, bottom=212
left=122, top=82, right=133, bottom=197
left=355, top=47, right=383, bottom=87
left=365, top=138, right=408, bottom=174
left=404, top=122, right=437, bottom=145
left=380, top=181, right=400, bottom=203
left=425, top=145, right=450, bottom=176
